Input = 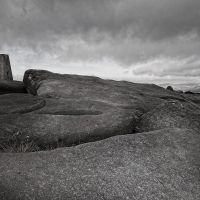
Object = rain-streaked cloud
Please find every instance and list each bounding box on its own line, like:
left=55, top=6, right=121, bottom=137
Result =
left=0, top=0, right=200, bottom=89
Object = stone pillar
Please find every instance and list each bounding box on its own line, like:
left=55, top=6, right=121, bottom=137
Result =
left=0, top=54, right=13, bottom=80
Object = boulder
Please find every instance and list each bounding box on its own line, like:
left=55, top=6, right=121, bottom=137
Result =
left=137, top=100, right=200, bottom=133
left=0, top=80, right=26, bottom=94
left=166, top=85, right=174, bottom=91
left=23, top=69, right=186, bottom=104
left=0, top=128, right=199, bottom=200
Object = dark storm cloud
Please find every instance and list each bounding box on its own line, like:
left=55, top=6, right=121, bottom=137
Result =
left=1, top=0, right=200, bottom=45
left=0, top=0, right=200, bottom=86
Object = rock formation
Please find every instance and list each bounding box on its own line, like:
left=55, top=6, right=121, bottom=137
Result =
left=0, top=69, right=188, bottom=148
left=0, top=54, right=13, bottom=80
left=0, top=128, right=199, bottom=200
left=137, top=100, right=200, bottom=133
left=0, top=80, right=27, bottom=94
left=0, top=68, right=200, bottom=199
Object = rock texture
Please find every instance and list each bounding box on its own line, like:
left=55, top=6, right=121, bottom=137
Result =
left=0, top=128, right=199, bottom=200
left=166, top=85, right=174, bottom=91
left=0, top=96, right=135, bottom=146
left=0, top=80, right=26, bottom=94
left=1, top=69, right=200, bottom=200
left=0, top=54, right=13, bottom=80
left=23, top=70, right=186, bottom=103
left=0, top=69, right=189, bottom=147
left=137, top=100, right=200, bottom=133
left=0, top=93, right=45, bottom=114
left=184, top=93, right=200, bottom=106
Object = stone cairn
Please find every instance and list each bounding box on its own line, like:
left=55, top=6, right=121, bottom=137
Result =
left=0, top=54, right=13, bottom=80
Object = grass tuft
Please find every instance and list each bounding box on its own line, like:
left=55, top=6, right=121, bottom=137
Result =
left=0, top=131, right=40, bottom=153
left=0, top=140, right=40, bottom=153
left=0, top=131, right=69, bottom=153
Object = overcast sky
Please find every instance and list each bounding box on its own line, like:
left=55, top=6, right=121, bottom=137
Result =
left=0, top=0, right=200, bottom=89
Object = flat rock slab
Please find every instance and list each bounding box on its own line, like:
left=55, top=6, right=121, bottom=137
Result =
left=0, top=94, right=137, bottom=146
left=0, top=80, right=26, bottom=94
left=137, top=100, right=200, bottom=133
left=0, top=128, right=199, bottom=200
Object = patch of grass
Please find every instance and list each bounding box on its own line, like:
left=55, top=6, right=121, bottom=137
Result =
left=0, top=131, right=40, bottom=153
left=0, top=140, right=40, bottom=153
left=0, top=131, right=69, bottom=153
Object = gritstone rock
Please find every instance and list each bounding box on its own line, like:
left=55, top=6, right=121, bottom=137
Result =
left=0, top=128, right=199, bottom=200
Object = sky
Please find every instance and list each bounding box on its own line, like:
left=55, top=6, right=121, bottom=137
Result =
left=0, top=0, right=200, bottom=90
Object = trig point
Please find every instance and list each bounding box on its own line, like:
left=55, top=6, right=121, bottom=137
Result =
left=0, top=54, right=13, bottom=80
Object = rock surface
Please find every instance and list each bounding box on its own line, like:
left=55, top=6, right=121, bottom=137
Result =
left=183, top=93, right=200, bottom=106
left=0, top=128, right=199, bottom=200
left=0, top=96, right=135, bottom=146
left=0, top=69, right=198, bottom=147
left=166, top=85, right=174, bottom=91
left=0, top=69, right=190, bottom=147
left=0, top=93, right=45, bottom=114
left=137, top=100, right=200, bottom=133
left=23, top=69, right=185, bottom=103
left=0, top=69, right=200, bottom=200
left=0, top=80, right=26, bottom=94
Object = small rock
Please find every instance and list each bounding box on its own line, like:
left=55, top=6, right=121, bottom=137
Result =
left=166, top=85, right=174, bottom=91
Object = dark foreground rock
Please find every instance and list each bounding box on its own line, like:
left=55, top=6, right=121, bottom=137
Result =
left=0, top=80, right=26, bottom=94
left=0, top=128, right=199, bottom=200
left=137, top=100, right=200, bottom=133
left=0, top=94, right=136, bottom=146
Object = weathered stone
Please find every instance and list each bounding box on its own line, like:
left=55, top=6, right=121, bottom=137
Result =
left=23, top=69, right=186, bottom=104
left=0, top=80, right=26, bottom=94
left=183, top=93, right=200, bottom=106
left=2, top=68, right=187, bottom=147
left=0, top=54, right=13, bottom=80
left=0, top=69, right=193, bottom=147
left=137, top=100, right=200, bottom=133
left=0, top=93, right=45, bottom=114
left=0, top=128, right=199, bottom=200
left=0, top=95, right=137, bottom=146
left=166, top=85, right=174, bottom=91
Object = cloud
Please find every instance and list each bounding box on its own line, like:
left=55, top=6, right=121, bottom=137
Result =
left=0, top=0, right=200, bottom=89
